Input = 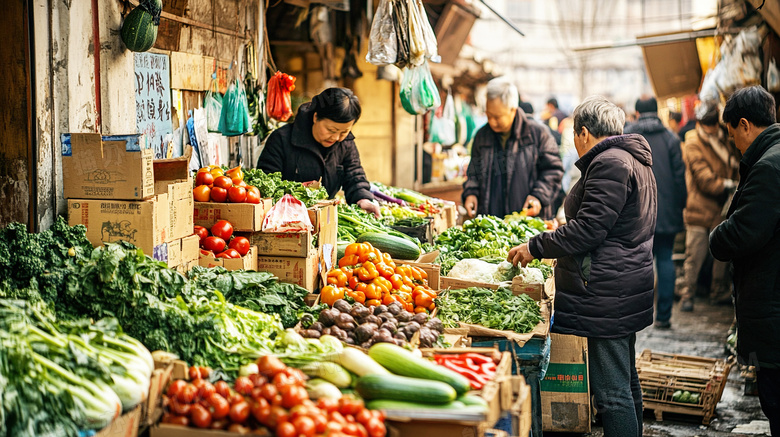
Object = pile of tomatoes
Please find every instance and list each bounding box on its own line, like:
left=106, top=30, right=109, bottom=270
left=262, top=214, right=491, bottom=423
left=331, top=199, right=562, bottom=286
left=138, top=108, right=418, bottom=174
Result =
left=321, top=242, right=438, bottom=314
left=162, top=357, right=386, bottom=437
left=195, top=220, right=250, bottom=259
left=193, top=165, right=262, bottom=204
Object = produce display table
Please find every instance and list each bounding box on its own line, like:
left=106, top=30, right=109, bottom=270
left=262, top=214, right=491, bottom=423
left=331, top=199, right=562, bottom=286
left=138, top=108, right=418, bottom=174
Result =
left=471, top=335, right=551, bottom=437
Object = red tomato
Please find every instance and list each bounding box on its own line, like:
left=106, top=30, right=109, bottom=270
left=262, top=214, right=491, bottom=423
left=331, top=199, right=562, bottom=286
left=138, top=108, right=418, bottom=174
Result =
left=214, top=176, right=234, bottom=190
left=293, top=416, right=316, bottom=437
left=232, top=178, right=248, bottom=187
left=164, top=414, right=189, bottom=426
left=259, top=383, right=278, bottom=402
left=169, top=399, right=191, bottom=416
left=214, top=380, right=231, bottom=399
left=199, top=367, right=211, bottom=378
left=267, top=406, right=289, bottom=429
left=195, top=171, right=214, bottom=187
left=316, top=397, right=338, bottom=413
left=202, top=236, right=226, bottom=253
left=228, top=236, right=251, bottom=256
left=228, top=392, right=246, bottom=406
left=276, top=422, right=296, bottom=437
left=210, top=419, right=229, bottom=430
left=199, top=248, right=215, bottom=258
left=189, top=366, right=203, bottom=380
left=250, top=398, right=271, bottom=423
left=248, top=373, right=267, bottom=388
left=193, top=225, right=209, bottom=244
left=245, top=189, right=261, bottom=204
left=208, top=393, right=231, bottom=419
left=210, top=186, right=228, bottom=202
left=282, top=367, right=307, bottom=385
left=190, top=404, right=212, bottom=428
left=312, top=414, right=328, bottom=433
left=227, top=424, right=251, bottom=434
left=338, top=396, right=364, bottom=416
left=211, top=220, right=234, bottom=241
left=355, top=409, right=373, bottom=426
left=177, top=384, right=198, bottom=404
left=216, top=249, right=240, bottom=259
left=342, top=423, right=361, bottom=436
left=193, top=185, right=211, bottom=202
left=366, top=418, right=386, bottom=437
left=198, top=381, right=216, bottom=399
left=281, top=385, right=307, bottom=409
left=229, top=401, right=250, bottom=423
left=257, top=356, right=286, bottom=379
left=228, top=186, right=248, bottom=203
left=166, top=380, right=187, bottom=399
left=234, top=376, right=254, bottom=395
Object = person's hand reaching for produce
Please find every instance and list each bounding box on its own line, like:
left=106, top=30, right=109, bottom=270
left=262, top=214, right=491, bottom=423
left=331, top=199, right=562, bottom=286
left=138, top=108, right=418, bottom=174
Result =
left=357, top=198, right=381, bottom=218
left=522, top=195, right=542, bottom=217
left=508, top=243, right=535, bottom=267
left=464, top=195, right=478, bottom=218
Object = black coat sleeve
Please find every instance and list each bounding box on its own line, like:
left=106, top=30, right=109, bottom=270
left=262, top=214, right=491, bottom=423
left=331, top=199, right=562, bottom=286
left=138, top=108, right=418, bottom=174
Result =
left=257, top=129, right=287, bottom=173
left=530, top=128, right=564, bottom=207
left=710, top=161, right=780, bottom=261
left=341, top=142, right=374, bottom=204
left=668, top=134, right=688, bottom=211
left=528, top=152, right=631, bottom=259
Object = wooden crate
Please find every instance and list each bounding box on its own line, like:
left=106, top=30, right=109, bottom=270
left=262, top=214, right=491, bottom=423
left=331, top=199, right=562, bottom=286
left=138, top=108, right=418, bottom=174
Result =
left=636, top=350, right=732, bottom=425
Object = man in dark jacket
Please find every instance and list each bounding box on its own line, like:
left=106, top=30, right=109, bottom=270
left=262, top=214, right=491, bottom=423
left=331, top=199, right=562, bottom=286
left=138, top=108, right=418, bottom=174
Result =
left=710, top=86, right=780, bottom=434
left=509, top=96, right=656, bottom=437
left=463, top=78, right=563, bottom=219
left=625, top=96, right=686, bottom=329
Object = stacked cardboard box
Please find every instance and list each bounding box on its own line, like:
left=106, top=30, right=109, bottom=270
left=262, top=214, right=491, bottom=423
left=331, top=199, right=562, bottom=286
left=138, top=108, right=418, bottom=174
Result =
left=64, top=133, right=198, bottom=272
left=541, top=334, right=591, bottom=433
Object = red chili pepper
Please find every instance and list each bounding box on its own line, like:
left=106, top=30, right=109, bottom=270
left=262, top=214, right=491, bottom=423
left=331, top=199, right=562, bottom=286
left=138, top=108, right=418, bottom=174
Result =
left=440, top=360, right=489, bottom=389
left=462, top=353, right=493, bottom=365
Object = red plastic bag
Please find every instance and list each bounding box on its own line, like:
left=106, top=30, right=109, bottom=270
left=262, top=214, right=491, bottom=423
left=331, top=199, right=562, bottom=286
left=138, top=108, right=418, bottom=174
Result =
left=262, top=194, right=313, bottom=232
left=267, top=71, right=296, bottom=122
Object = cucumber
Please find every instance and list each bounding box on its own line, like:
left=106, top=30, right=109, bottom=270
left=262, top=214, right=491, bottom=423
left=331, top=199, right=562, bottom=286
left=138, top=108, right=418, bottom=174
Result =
left=355, top=374, right=457, bottom=404
left=329, top=347, right=389, bottom=377
left=357, top=232, right=421, bottom=260
left=300, top=362, right=352, bottom=388
left=457, top=394, right=489, bottom=408
left=366, top=399, right=485, bottom=411
left=337, top=242, right=351, bottom=260
left=368, top=343, right=471, bottom=395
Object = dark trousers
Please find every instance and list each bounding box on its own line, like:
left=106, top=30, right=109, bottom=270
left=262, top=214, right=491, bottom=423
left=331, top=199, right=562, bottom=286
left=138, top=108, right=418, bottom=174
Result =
left=757, top=367, right=780, bottom=436
left=588, top=334, right=643, bottom=437
left=653, top=233, right=676, bottom=323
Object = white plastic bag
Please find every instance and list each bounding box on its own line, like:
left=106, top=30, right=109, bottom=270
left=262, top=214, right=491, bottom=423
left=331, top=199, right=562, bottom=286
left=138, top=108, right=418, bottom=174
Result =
left=446, top=259, right=500, bottom=283
left=366, top=0, right=398, bottom=66
left=262, top=194, right=313, bottom=233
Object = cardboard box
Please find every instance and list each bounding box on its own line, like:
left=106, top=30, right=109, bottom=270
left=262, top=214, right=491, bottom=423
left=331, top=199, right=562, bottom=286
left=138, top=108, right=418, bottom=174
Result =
left=257, top=250, right=320, bottom=291
left=151, top=424, right=255, bottom=437
left=193, top=198, right=274, bottom=232
left=247, top=202, right=339, bottom=270
left=177, top=234, right=200, bottom=267
left=199, top=246, right=258, bottom=271
left=95, top=404, right=141, bottom=437
left=144, top=364, right=174, bottom=426
left=62, top=133, right=154, bottom=200
left=69, top=196, right=170, bottom=261
left=541, top=334, right=591, bottom=433
left=639, top=36, right=702, bottom=100
left=154, top=147, right=193, bottom=241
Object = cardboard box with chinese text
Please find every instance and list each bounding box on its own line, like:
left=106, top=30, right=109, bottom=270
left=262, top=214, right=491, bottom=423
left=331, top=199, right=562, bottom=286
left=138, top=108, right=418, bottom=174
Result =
left=256, top=250, right=320, bottom=291
left=541, top=333, right=591, bottom=433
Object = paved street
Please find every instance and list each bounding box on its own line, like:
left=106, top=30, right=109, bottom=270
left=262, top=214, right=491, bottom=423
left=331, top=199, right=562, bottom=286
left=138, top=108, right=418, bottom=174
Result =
left=549, top=299, right=771, bottom=437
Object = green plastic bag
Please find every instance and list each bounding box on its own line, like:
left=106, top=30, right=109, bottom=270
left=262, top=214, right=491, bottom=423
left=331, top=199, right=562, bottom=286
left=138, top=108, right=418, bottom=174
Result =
left=204, top=88, right=223, bottom=132
left=400, top=61, right=441, bottom=115
left=218, top=79, right=251, bottom=136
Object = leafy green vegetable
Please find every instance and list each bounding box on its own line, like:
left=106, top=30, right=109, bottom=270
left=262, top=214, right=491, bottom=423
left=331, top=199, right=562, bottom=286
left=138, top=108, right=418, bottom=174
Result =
left=187, top=266, right=312, bottom=328
left=434, top=215, right=546, bottom=275
left=434, top=287, right=543, bottom=333
left=242, top=168, right=328, bottom=207
left=338, top=203, right=420, bottom=245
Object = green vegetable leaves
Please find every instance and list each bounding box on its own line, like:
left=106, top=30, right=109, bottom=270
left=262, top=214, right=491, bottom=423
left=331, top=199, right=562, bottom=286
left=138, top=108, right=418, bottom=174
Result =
left=435, top=287, right=543, bottom=333
left=242, top=169, right=328, bottom=207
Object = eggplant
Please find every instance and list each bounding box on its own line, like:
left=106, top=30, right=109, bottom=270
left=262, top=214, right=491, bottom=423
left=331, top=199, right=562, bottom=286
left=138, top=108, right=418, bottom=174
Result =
left=355, top=324, right=376, bottom=343
left=396, top=311, right=413, bottom=323
left=302, top=329, right=322, bottom=339
left=413, top=312, right=429, bottom=325
left=334, top=300, right=352, bottom=313
left=378, top=312, right=395, bottom=324
left=373, top=305, right=388, bottom=316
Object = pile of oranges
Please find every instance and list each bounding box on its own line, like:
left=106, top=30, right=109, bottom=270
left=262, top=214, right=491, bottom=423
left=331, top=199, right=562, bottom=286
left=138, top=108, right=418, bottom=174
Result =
left=193, top=165, right=261, bottom=204
left=322, top=242, right=437, bottom=314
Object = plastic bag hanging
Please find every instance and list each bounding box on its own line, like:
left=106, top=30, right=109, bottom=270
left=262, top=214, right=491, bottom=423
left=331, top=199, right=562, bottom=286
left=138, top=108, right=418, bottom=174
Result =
left=366, top=0, right=398, bottom=66
left=391, top=0, right=411, bottom=69
left=218, top=78, right=252, bottom=136
left=400, top=61, right=441, bottom=115
left=430, top=90, right=456, bottom=145
left=204, top=81, right=223, bottom=132
left=267, top=71, right=296, bottom=122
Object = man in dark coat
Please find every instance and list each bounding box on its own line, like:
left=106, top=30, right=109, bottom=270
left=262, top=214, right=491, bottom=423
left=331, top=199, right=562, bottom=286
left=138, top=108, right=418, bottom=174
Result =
left=509, top=96, right=656, bottom=437
left=463, top=78, right=563, bottom=219
left=710, top=86, right=780, bottom=435
left=625, top=96, right=686, bottom=329
left=257, top=88, right=376, bottom=213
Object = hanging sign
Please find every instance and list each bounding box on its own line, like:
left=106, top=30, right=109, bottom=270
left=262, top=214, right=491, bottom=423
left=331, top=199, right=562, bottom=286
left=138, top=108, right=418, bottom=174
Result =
left=134, top=52, right=173, bottom=159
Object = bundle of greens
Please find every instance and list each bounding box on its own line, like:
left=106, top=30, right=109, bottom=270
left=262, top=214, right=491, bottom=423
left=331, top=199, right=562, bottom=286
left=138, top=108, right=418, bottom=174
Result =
left=0, top=300, right=153, bottom=436
left=434, top=215, right=546, bottom=274
left=242, top=168, right=329, bottom=207
left=434, top=287, right=543, bottom=333
left=337, top=203, right=420, bottom=245
left=187, top=266, right=315, bottom=328
left=0, top=218, right=93, bottom=307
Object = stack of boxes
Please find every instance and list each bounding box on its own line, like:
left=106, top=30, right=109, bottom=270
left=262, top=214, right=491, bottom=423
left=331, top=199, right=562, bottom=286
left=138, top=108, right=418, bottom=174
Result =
left=64, top=133, right=198, bottom=272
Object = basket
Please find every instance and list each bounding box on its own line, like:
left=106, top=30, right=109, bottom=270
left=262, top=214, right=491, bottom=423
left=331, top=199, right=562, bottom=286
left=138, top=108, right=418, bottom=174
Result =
left=636, top=350, right=732, bottom=425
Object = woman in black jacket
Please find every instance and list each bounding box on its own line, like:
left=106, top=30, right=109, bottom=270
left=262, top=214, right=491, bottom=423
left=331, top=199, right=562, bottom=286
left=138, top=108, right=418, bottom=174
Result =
left=257, top=88, right=379, bottom=216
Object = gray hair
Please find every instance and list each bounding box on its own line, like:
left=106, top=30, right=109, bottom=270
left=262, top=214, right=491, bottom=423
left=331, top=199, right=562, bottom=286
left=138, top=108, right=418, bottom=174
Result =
left=486, top=78, right=519, bottom=109
left=572, top=96, right=625, bottom=138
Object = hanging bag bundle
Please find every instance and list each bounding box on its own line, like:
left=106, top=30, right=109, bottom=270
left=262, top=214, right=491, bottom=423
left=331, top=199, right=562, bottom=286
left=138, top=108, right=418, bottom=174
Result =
left=267, top=71, right=296, bottom=122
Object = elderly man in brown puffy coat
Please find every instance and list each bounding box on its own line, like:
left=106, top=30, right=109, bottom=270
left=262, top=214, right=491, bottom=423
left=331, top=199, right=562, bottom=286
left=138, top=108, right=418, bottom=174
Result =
left=679, top=103, right=740, bottom=312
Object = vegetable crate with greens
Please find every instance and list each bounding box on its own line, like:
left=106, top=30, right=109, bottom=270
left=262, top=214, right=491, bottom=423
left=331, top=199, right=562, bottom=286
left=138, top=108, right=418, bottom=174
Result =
left=337, top=203, right=423, bottom=249
left=433, top=215, right=547, bottom=275
left=242, top=168, right=329, bottom=207
left=325, top=242, right=437, bottom=314
left=435, top=287, right=544, bottom=334
left=636, top=349, right=732, bottom=425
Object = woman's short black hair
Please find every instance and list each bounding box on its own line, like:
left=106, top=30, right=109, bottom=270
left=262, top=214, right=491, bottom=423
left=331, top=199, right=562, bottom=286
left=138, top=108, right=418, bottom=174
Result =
left=722, top=85, right=777, bottom=128
left=311, top=88, right=362, bottom=123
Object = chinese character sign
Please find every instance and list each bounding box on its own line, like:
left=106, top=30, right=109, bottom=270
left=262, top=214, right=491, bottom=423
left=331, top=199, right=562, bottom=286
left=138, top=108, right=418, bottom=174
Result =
left=134, top=53, right=173, bottom=159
